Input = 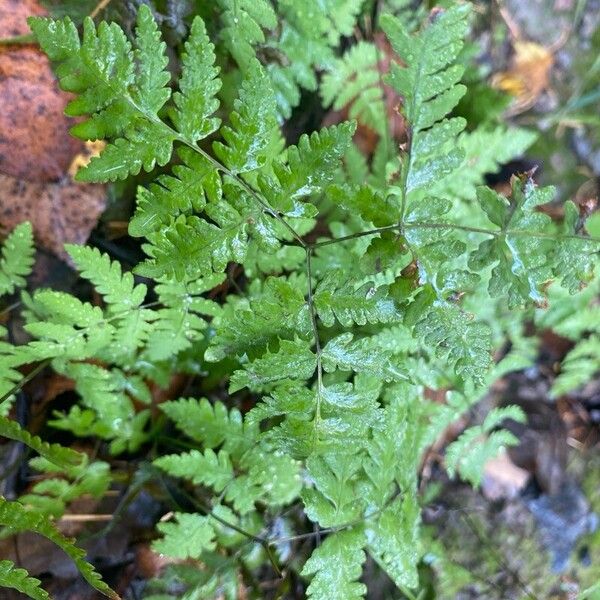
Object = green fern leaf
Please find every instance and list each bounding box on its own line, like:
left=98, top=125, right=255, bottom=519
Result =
left=322, top=333, right=407, bottom=381
left=53, top=362, right=146, bottom=453
left=22, top=457, right=111, bottom=519
left=206, top=276, right=312, bottom=362
left=314, top=273, right=401, bottom=327
left=217, top=0, right=277, bottom=70
left=321, top=41, right=386, bottom=135
left=0, top=222, right=34, bottom=296
left=469, top=179, right=555, bottom=307
left=30, top=8, right=176, bottom=182
left=366, top=496, right=420, bottom=589
left=160, top=398, right=255, bottom=458
left=0, top=498, right=118, bottom=599
left=382, top=5, right=470, bottom=199
left=229, top=338, right=316, bottom=392
left=0, top=415, right=84, bottom=469
left=23, top=291, right=112, bottom=360
left=172, top=16, right=221, bottom=143
left=302, top=453, right=365, bottom=527
left=66, top=245, right=146, bottom=312
left=302, top=528, right=367, bottom=600
left=0, top=560, right=48, bottom=600
left=445, top=405, right=525, bottom=486
left=328, top=184, right=399, bottom=227
left=132, top=5, right=171, bottom=114
left=153, top=513, right=216, bottom=559
left=258, top=123, right=355, bottom=214
left=414, top=299, right=492, bottom=385
left=78, top=127, right=174, bottom=182
left=213, top=60, right=279, bottom=174
left=155, top=449, right=234, bottom=492
left=430, top=127, right=536, bottom=201
left=552, top=334, right=600, bottom=396
left=553, top=201, right=598, bottom=293
left=143, top=274, right=222, bottom=361
left=129, top=149, right=222, bottom=236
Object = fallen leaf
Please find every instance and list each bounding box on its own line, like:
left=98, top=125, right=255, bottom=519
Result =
left=0, top=0, right=84, bottom=182
left=491, top=41, right=555, bottom=116
left=482, top=449, right=529, bottom=500
left=0, top=173, right=106, bottom=259
left=0, top=0, right=106, bottom=259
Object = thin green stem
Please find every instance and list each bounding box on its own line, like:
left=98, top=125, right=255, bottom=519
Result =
left=311, top=221, right=600, bottom=249
left=0, top=359, right=51, bottom=407
left=0, top=34, right=36, bottom=46
left=305, top=247, right=324, bottom=444
left=170, top=479, right=282, bottom=576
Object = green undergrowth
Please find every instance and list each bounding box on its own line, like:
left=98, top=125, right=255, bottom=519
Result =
left=0, top=1, right=598, bottom=598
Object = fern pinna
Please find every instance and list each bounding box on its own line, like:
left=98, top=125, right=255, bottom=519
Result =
left=0, top=3, right=597, bottom=599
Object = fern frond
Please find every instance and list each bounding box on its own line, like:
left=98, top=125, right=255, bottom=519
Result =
left=0, top=222, right=34, bottom=296
left=23, top=291, right=112, bottom=360
left=0, top=560, right=48, bottom=600
left=160, top=398, right=255, bottom=458
left=0, top=415, right=84, bottom=469
left=552, top=334, right=600, bottom=396
left=30, top=6, right=176, bottom=182
left=445, top=405, right=525, bottom=486
left=213, top=60, right=279, bottom=174
left=469, top=179, right=555, bottom=307
left=66, top=245, right=146, bottom=313
left=302, top=453, right=365, bottom=527
left=153, top=513, right=216, bottom=559
left=269, top=0, right=365, bottom=118
left=258, top=123, right=355, bottom=214
left=155, top=449, right=234, bottom=492
left=143, top=274, right=222, bottom=361
left=321, top=41, right=386, bottom=135
left=230, top=338, right=316, bottom=392
left=329, top=184, right=399, bottom=227
left=206, top=276, right=312, bottom=362
left=137, top=198, right=272, bottom=281
left=52, top=362, right=147, bottom=453
left=430, top=126, right=536, bottom=201
left=322, top=333, right=407, bottom=381
left=22, top=457, right=111, bottom=519
left=131, top=4, right=171, bottom=114
left=382, top=5, right=470, bottom=200
left=172, top=16, right=221, bottom=144
left=324, top=0, right=367, bottom=44
left=302, top=528, right=367, bottom=600
left=414, top=300, right=492, bottom=385
left=554, top=201, right=598, bottom=293
left=314, top=273, right=401, bottom=327
left=366, top=496, right=420, bottom=589
left=129, top=148, right=222, bottom=236
left=217, top=0, right=277, bottom=70
left=0, top=498, right=119, bottom=599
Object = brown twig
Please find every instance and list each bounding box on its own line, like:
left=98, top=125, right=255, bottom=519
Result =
left=90, top=0, right=113, bottom=19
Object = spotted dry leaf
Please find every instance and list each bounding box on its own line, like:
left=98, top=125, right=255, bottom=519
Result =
left=0, top=173, right=106, bottom=259
left=491, top=41, right=554, bottom=116
left=0, top=0, right=106, bottom=258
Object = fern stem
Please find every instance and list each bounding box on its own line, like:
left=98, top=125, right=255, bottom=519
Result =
left=0, top=34, right=36, bottom=46
left=0, top=359, right=50, bottom=407
left=160, top=474, right=282, bottom=575
left=311, top=222, right=600, bottom=248
left=305, top=247, right=324, bottom=440
left=178, top=136, right=307, bottom=248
